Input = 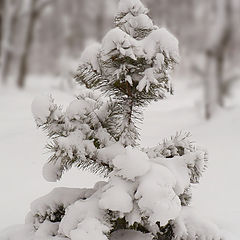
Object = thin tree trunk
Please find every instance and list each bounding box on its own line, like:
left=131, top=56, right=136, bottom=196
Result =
left=204, top=52, right=219, bottom=120
left=216, top=53, right=224, bottom=107
left=17, top=0, right=37, bottom=88
left=204, top=0, right=233, bottom=118
left=215, top=0, right=233, bottom=107
left=0, top=0, right=3, bottom=57
left=17, top=0, right=55, bottom=88
left=1, top=0, right=21, bottom=83
left=1, top=1, right=14, bottom=82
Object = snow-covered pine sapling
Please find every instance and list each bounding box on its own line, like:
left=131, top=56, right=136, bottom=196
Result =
left=18, top=0, right=222, bottom=240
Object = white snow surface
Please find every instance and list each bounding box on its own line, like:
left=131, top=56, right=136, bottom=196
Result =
left=112, top=146, right=150, bottom=180
left=97, top=142, right=125, bottom=165
left=101, top=27, right=140, bottom=61
left=154, top=156, right=190, bottom=196
left=29, top=187, right=94, bottom=217
left=0, top=225, right=35, bottom=240
left=142, top=28, right=180, bottom=62
left=101, top=26, right=179, bottom=64
left=96, top=24, right=180, bottom=95
left=118, top=13, right=153, bottom=37
left=136, top=68, right=158, bottom=92
left=174, top=207, right=222, bottom=240
left=42, top=161, right=63, bottom=182
left=34, top=220, right=59, bottom=238
left=99, top=176, right=133, bottom=213
left=58, top=196, right=102, bottom=237
left=130, top=14, right=153, bottom=29
left=135, top=162, right=181, bottom=226
left=70, top=218, right=109, bottom=240
left=66, top=99, right=91, bottom=120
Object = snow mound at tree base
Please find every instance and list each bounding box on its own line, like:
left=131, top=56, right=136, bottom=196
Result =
left=0, top=227, right=151, bottom=240
left=1, top=222, right=238, bottom=240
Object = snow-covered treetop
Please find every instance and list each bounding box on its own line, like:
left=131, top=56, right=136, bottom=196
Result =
left=77, top=0, right=179, bottom=90
left=75, top=0, right=179, bottom=147
left=115, top=0, right=153, bottom=39
left=117, top=0, right=148, bottom=16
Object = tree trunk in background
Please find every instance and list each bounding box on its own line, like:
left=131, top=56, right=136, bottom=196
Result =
left=215, top=0, right=233, bottom=107
left=216, top=51, right=225, bottom=107
left=204, top=0, right=233, bottom=118
left=204, top=52, right=219, bottom=120
left=0, top=0, right=21, bottom=84
left=0, top=0, right=3, bottom=57
left=16, top=0, right=37, bottom=88
left=17, top=0, right=56, bottom=88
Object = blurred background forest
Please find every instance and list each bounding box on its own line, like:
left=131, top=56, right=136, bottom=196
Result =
left=0, top=0, right=240, bottom=118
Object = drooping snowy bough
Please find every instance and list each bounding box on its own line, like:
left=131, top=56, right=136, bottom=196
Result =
left=1, top=0, right=224, bottom=240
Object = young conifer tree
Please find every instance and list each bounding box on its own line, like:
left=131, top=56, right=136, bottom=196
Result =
left=1, top=0, right=224, bottom=240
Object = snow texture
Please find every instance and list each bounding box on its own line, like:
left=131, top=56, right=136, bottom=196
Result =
left=70, top=218, right=109, bottom=240
left=101, top=27, right=140, bottom=61
left=128, top=14, right=153, bottom=29
left=174, top=207, right=222, bottom=240
left=0, top=225, right=35, bottom=240
left=97, top=142, right=125, bottom=165
left=35, top=220, right=59, bottom=238
left=29, top=187, right=94, bottom=218
left=33, top=90, right=116, bottom=182
left=59, top=196, right=102, bottom=238
left=117, top=13, right=154, bottom=38
left=135, top=162, right=181, bottom=226
left=112, top=146, right=150, bottom=180
left=80, top=42, right=101, bottom=72
left=136, top=68, right=158, bottom=92
left=154, top=156, right=190, bottom=195
left=42, top=161, right=63, bottom=182
left=142, top=28, right=180, bottom=62
left=99, top=176, right=133, bottom=213
left=117, top=0, right=148, bottom=16
left=66, top=99, right=91, bottom=120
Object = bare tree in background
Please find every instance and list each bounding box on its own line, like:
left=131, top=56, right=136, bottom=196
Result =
left=0, top=0, right=3, bottom=56
left=1, top=0, right=115, bottom=88
left=16, top=0, right=37, bottom=88
left=0, top=0, right=22, bottom=84
left=0, top=0, right=55, bottom=87
left=146, top=0, right=239, bottom=120
left=16, top=0, right=55, bottom=88
left=204, top=0, right=235, bottom=119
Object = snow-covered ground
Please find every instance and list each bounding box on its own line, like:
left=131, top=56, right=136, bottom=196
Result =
left=0, top=76, right=240, bottom=238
